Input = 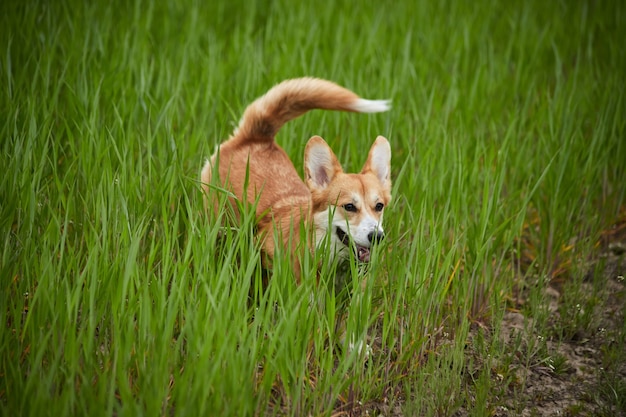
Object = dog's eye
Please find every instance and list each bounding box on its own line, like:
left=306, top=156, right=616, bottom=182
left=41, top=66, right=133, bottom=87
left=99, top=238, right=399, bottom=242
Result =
left=375, top=202, right=384, bottom=212
left=343, top=203, right=357, bottom=212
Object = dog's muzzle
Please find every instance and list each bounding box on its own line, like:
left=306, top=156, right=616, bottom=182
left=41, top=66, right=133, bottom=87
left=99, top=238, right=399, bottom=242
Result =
left=336, top=227, right=384, bottom=263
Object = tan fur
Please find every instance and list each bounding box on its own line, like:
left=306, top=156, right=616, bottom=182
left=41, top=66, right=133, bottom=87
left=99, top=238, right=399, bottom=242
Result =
left=201, top=77, right=391, bottom=276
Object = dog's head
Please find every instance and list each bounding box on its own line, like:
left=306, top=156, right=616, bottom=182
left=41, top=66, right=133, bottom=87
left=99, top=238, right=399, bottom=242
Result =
left=305, top=135, right=391, bottom=263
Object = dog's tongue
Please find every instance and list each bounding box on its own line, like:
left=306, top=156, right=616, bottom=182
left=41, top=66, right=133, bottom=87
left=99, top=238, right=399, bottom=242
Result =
left=357, top=245, right=371, bottom=263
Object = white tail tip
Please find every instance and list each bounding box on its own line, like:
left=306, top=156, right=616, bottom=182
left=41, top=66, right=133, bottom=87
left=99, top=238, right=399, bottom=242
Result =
left=351, top=98, right=392, bottom=113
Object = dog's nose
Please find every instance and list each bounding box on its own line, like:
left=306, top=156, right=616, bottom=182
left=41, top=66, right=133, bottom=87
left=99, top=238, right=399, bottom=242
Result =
left=368, top=230, right=385, bottom=244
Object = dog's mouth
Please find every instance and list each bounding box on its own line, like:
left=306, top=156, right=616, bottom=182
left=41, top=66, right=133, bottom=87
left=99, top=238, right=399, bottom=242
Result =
left=336, top=227, right=371, bottom=263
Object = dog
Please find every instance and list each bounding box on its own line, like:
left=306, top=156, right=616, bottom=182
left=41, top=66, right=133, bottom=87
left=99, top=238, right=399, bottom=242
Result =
left=201, top=77, right=391, bottom=277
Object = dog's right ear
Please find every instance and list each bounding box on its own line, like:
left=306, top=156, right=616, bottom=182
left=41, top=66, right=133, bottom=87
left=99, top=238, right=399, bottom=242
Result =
left=305, top=136, right=343, bottom=190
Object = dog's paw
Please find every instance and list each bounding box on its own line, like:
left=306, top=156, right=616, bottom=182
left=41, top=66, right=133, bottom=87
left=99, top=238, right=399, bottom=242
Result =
left=348, top=338, right=373, bottom=359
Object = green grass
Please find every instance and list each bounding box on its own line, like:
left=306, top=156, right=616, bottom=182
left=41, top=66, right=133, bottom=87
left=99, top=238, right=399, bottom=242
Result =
left=2, top=0, right=625, bottom=415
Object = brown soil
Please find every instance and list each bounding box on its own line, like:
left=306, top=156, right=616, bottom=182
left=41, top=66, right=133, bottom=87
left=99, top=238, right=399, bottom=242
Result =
left=489, top=232, right=626, bottom=416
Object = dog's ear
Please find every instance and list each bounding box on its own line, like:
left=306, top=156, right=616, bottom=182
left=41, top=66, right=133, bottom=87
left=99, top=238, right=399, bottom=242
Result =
left=305, top=136, right=343, bottom=190
left=361, top=136, right=391, bottom=189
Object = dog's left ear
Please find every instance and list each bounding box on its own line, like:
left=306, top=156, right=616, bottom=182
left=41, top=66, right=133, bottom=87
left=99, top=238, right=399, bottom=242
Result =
left=305, top=136, right=343, bottom=190
left=361, top=136, right=391, bottom=189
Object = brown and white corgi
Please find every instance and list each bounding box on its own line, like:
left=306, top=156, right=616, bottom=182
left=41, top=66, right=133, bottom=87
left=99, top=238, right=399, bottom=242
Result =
left=201, top=77, right=391, bottom=276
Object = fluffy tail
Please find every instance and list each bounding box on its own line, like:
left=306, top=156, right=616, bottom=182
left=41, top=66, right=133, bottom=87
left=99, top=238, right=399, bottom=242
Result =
left=231, top=77, right=390, bottom=143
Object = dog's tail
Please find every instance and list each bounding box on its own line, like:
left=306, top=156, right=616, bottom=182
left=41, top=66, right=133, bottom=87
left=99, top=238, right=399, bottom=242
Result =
left=231, top=77, right=390, bottom=143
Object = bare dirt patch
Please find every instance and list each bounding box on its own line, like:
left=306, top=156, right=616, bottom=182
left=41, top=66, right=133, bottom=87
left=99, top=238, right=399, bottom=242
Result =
left=492, top=230, right=626, bottom=416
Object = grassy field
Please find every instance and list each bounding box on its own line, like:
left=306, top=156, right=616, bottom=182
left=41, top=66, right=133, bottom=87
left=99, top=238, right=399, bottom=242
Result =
left=1, top=0, right=625, bottom=415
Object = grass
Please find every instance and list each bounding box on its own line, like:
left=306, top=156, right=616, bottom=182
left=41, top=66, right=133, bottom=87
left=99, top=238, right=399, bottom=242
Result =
left=1, top=0, right=625, bottom=415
